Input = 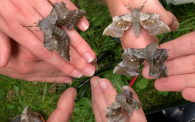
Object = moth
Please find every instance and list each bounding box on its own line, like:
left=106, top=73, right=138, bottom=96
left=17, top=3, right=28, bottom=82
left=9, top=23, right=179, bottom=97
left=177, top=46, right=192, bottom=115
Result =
left=11, top=106, right=45, bottom=122
left=103, top=2, right=171, bottom=37
left=105, top=89, right=142, bottom=122
left=25, top=2, right=86, bottom=61
left=113, top=43, right=168, bottom=79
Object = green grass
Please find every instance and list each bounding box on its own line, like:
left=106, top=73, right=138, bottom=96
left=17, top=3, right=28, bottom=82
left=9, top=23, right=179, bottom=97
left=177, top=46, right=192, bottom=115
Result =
left=0, top=0, right=195, bottom=121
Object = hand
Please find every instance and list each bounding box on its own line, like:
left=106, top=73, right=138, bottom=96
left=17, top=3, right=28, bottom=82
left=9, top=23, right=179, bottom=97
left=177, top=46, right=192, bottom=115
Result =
left=47, top=88, right=77, bottom=122
left=142, top=32, right=195, bottom=102
left=0, top=0, right=96, bottom=78
left=0, top=32, right=72, bottom=83
left=90, top=76, right=147, bottom=122
left=104, top=0, right=179, bottom=49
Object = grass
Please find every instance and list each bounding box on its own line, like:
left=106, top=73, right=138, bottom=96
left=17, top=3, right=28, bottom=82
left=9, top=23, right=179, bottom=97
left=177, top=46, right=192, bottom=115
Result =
left=0, top=0, right=195, bottom=121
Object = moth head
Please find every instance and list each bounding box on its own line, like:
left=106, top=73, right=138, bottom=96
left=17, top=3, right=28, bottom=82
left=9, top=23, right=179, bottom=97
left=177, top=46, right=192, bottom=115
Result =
left=145, top=43, right=158, bottom=55
left=126, top=1, right=147, bottom=10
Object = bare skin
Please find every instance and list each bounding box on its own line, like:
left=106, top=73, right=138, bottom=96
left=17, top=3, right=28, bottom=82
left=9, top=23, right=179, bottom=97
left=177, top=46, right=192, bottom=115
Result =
left=90, top=76, right=147, bottom=122
left=0, top=0, right=96, bottom=82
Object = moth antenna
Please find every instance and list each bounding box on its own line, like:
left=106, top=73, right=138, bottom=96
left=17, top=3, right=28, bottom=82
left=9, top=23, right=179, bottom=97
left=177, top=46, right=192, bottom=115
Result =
left=136, top=1, right=147, bottom=10
left=126, top=2, right=133, bottom=10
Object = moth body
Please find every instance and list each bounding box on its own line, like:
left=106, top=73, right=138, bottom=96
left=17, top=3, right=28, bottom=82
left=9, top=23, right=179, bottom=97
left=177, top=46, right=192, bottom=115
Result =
left=116, top=94, right=132, bottom=116
left=131, top=8, right=142, bottom=37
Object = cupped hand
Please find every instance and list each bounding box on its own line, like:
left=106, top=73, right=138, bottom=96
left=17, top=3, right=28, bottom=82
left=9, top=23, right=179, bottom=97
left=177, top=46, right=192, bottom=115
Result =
left=90, top=76, right=147, bottom=122
left=0, top=31, right=73, bottom=83
left=0, top=0, right=96, bottom=78
left=47, top=87, right=77, bottom=122
left=142, top=32, right=195, bottom=102
left=104, top=0, right=179, bottom=49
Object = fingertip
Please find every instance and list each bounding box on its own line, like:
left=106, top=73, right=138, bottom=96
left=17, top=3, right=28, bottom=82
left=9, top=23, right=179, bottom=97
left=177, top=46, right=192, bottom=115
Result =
left=77, top=17, right=89, bottom=31
left=142, top=65, right=155, bottom=79
left=162, top=11, right=179, bottom=31
left=182, top=88, right=195, bottom=102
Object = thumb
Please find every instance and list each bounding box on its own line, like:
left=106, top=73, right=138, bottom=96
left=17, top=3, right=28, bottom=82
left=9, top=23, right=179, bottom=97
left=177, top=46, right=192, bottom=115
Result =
left=47, top=88, right=77, bottom=122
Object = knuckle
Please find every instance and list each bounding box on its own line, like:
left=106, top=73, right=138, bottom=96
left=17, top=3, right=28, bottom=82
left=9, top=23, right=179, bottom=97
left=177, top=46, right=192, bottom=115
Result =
left=74, top=40, right=84, bottom=49
left=71, top=56, right=83, bottom=66
left=61, top=62, right=69, bottom=72
left=50, top=72, right=60, bottom=77
left=37, top=48, right=52, bottom=59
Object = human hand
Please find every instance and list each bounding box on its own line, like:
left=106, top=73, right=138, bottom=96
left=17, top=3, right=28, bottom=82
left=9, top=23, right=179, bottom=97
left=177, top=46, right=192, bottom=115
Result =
left=142, top=32, right=195, bottom=102
left=90, top=76, right=147, bottom=122
left=47, top=88, right=77, bottom=122
left=0, top=0, right=96, bottom=78
left=0, top=31, right=73, bottom=83
left=104, top=0, right=179, bottom=49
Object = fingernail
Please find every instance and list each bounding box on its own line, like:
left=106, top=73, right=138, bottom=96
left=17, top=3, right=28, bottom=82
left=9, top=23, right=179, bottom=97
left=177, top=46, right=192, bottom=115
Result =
left=73, top=91, right=77, bottom=99
left=99, top=79, right=107, bottom=91
left=84, top=52, right=94, bottom=63
left=84, top=67, right=95, bottom=76
left=122, top=86, right=130, bottom=90
left=91, top=78, right=98, bottom=88
left=171, top=20, right=179, bottom=30
left=72, top=69, right=82, bottom=78
left=64, top=79, right=72, bottom=84
left=80, top=21, right=89, bottom=31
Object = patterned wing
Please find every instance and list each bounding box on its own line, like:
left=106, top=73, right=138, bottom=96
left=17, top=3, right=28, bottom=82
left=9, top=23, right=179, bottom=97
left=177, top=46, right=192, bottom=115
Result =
left=43, top=29, right=70, bottom=61
left=21, top=106, right=42, bottom=122
left=140, top=12, right=171, bottom=35
left=103, top=13, right=132, bottom=37
left=113, top=48, right=145, bottom=76
left=105, top=101, right=124, bottom=122
left=49, top=2, right=86, bottom=30
left=123, top=90, right=142, bottom=111
left=148, top=49, right=168, bottom=78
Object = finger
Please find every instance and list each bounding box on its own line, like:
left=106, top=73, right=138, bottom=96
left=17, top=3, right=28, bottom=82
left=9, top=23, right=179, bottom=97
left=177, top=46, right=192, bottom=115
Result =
left=159, top=32, right=195, bottom=60
left=11, top=27, right=82, bottom=78
left=122, top=86, right=147, bottom=122
left=182, top=88, right=195, bottom=102
left=70, top=46, right=95, bottom=77
left=91, top=97, right=103, bottom=122
left=0, top=31, right=11, bottom=67
left=120, top=28, right=158, bottom=49
left=24, top=76, right=72, bottom=83
left=155, top=73, right=195, bottom=92
left=98, top=78, right=118, bottom=105
left=47, top=88, right=77, bottom=122
left=33, top=0, right=89, bottom=31
left=90, top=76, right=108, bottom=122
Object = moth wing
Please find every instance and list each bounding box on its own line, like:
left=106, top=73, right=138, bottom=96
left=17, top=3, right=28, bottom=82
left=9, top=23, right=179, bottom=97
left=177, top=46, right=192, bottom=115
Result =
left=149, top=49, right=168, bottom=78
left=114, top=48, right=145, bottom=76
left=54, top=3, right=86, bottom=30
left=51, top=33, right=70, bottom=61
left=21, top=106, right=42, bottom=122
left=63, top=9, right=86, bottom=29
left=105, top=101, right=124, bottom=122
left=140, top=12, right=171, bottom=35
left=43, top=30, right=70, bottom=61
left=103, top=13, right=132, bottom=37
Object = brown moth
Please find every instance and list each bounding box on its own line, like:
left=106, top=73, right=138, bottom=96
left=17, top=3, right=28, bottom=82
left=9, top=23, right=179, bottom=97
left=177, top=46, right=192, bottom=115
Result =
left=113, top=43, right=168, bottom=79
left=103, top=2, right=171, bottom=37
left=106, top=89, right=142, bottom=122
left=21, top=106, right=43, bottom=122
left=25, top=2, right=86, bottom=61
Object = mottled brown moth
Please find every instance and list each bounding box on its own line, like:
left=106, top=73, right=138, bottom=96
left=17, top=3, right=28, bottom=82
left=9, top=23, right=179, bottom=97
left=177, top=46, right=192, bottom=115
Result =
left=103, top=2, right=171, bottom=37
left=113, top=43, right=168, bottom=79
left=25, top=2, right=86, bottom=61
left=106, top=89, right=142, bottom=122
